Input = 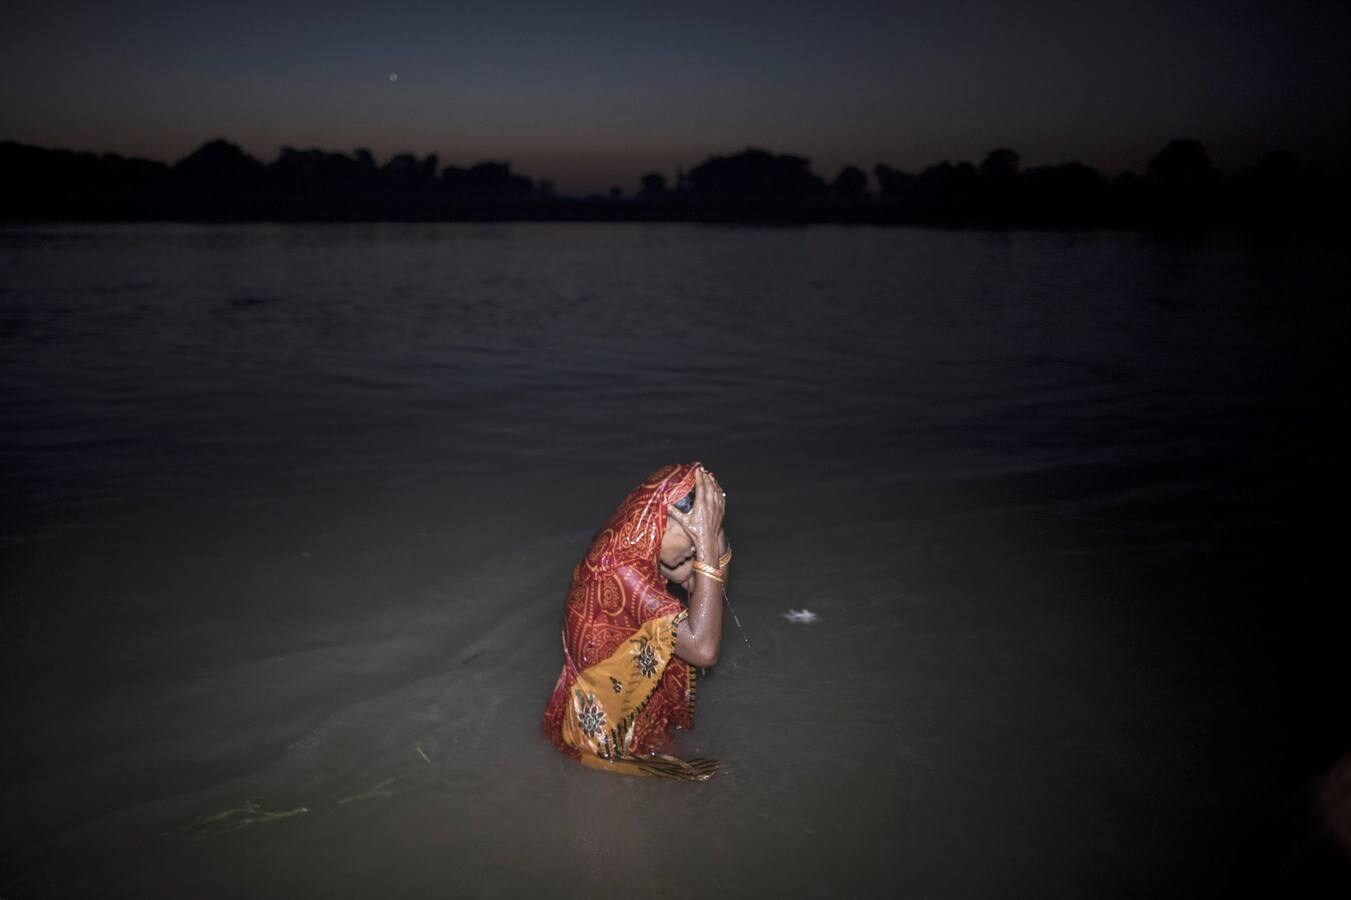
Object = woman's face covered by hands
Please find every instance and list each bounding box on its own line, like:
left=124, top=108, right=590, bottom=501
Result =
left=658, top=466, right=726, bottom=585
left=659, top=511, right=697, bottom=583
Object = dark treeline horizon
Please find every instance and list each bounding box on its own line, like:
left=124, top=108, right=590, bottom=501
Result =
left=2, top=136, right=1347, bottom=229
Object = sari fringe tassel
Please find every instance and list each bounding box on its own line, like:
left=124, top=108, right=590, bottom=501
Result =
left=637, top=754, right=720, bottom=781
left=582, top=751, right=720, bottom=781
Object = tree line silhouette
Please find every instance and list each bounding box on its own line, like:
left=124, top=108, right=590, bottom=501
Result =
left=1, top=137, right=1345, bottom=228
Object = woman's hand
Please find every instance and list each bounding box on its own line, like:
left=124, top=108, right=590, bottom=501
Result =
left=669, top=467, right=725, bottom=561
left=669, top=467, right=727, bottom=668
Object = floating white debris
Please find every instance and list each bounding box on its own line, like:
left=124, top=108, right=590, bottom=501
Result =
left=783, top=608, right=817, bottom=624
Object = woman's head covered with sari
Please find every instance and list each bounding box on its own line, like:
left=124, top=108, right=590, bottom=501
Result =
left=582, top=461, right=698, bottom=574
left=542, top=461, right=717, bottom=780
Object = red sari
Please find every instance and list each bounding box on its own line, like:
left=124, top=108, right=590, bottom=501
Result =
left=541, top=462, right=718, bottom=780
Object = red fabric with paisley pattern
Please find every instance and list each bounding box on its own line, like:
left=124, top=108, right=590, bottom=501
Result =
left=542, top=462, right=700, bottom=760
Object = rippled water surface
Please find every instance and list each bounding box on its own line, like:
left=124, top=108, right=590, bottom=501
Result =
left=3, top=224, right=1346, bottom=544
left=2, top=223, right=1347, bottom=897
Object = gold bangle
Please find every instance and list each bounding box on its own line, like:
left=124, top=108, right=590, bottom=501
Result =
left=718, top=547, right=732, bottom=568
left=691, top=561, right=725, bottom=583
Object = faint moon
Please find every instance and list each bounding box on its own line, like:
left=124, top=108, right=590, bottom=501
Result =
left=388, top=72, right=398, bottom=82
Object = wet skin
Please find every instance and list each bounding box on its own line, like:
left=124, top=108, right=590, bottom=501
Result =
left=659, top=467, right=728, bottom=667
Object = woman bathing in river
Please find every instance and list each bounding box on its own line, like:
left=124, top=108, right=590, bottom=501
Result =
left=542, top=462, right=729, bottom=780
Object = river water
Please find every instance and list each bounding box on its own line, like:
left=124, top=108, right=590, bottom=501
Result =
left=2, top=223, right=1347, bottom=897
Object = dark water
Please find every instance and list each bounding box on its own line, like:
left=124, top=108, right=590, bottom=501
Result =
left=3, top=224, right=1346, bottom=544
left=2, top=223, right=1347, bottom=897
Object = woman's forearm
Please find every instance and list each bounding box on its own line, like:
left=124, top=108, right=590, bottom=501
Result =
left=676, top=539, right=724, bottom=667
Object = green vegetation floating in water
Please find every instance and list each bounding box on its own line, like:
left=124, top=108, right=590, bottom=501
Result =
left=336, top=775, right=401, bottom=805
left=172, top=743, right=435, bottom=839
left=338, top=743, right=433, bottom=803
left=183, top=800, right=309, bottom=840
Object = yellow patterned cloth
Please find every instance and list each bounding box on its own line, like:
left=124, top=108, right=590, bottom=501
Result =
left=560, top=610, right=717, bottom=780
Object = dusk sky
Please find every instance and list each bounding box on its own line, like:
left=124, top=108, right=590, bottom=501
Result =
left=3, top=0, right=1349, bottom=194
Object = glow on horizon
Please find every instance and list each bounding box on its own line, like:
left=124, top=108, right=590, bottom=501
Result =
left=2, top=0, right=1349, bottom=195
